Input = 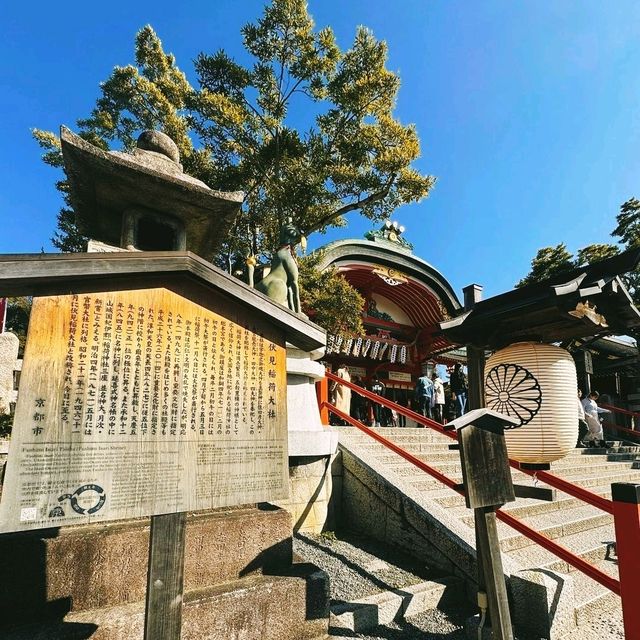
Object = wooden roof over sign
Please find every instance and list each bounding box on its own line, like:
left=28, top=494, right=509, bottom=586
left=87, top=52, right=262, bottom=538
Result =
left=440, top=248, right=640, bottom=349
left=0, top=252, right=326, bottom=353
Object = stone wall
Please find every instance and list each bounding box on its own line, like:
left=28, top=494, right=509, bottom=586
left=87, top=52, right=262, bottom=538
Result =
left=0, top=505, right=330, bottom=639
left=0, top=332, right=19, bottom=413
left=276, top=455, right=336, bottom=533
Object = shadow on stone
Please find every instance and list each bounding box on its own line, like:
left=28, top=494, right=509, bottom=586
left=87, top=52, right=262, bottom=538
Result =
left=509, top=567, right=576, bottom=640
left=239, top=537, right=293, bottom=576
left=0, top=526, right=100, bottom=638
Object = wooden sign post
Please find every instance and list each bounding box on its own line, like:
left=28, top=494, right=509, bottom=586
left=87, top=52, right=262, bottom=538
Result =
left=145, top=512, right=187, bottom=639
left=449, top=409, right=520, bottom=640
left=0, top=252, right=326, bottom=640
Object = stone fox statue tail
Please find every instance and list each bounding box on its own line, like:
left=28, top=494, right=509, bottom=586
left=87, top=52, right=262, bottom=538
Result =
left=255, top=220, right=304, bottom=313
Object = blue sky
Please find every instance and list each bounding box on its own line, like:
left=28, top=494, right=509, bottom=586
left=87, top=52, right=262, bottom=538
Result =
left=2, top=1, right=639, bottom=300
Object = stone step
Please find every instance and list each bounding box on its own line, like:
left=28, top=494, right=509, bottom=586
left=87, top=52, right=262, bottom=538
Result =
left=433, top=483, right=614, bottom=521
left=339, top=429, right=453, bottom=444
left=580, top=445, right=640, bottom=454
left=507, top=523, right=617, bottom=575
left=494, top=507, right=612, bottom=553
left=604, top=453, right=640, bottom=462
left=338, top=436, right=627, bottom=638
left=499, top=487, right=612, bottom=519
left=371, top=450, right=637, bottom=481
left=572, top=564, right=621, bottom=628
left=547, top=462, right=636, bottom=478
left=0, top=565, right=329, bottom=640
left=510, top=469, right=640, bottom=489
left=357, top=442, right=457, bottom=456
left=393, top=462, right=640, bottom=491
left=372, top=455, right=462, bottom=475
left=329, top=577, right=462, bottom=634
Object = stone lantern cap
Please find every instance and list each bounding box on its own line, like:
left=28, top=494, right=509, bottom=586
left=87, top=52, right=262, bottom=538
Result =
left=60, top=127, right=244, bottom=260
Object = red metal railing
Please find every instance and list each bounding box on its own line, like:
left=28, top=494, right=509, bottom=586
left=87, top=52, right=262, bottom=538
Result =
left=602, top=420, right=640, bottom=441
left=326, top=371, right=614, bottom=513
left=321, top=372, right=631, bottom=599
left=600, top=403, right=640, bottom=419
left=600, top=402, right=640, bottom=437
left=323, top=402, right=460, bottom=492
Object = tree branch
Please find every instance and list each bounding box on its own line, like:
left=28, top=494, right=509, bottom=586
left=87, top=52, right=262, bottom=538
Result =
left=305, top=177, right=396, bottom=234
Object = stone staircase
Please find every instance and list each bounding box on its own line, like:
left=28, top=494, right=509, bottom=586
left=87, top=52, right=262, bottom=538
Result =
left=335, top=426, right=640, bottom=639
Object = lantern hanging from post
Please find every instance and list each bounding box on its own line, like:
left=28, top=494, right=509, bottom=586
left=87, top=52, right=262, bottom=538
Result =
left=484, top=342, right=578, bottom=467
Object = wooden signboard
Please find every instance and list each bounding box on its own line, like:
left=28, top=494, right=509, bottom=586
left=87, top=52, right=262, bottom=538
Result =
left=0, top=287, right=288, bottom=533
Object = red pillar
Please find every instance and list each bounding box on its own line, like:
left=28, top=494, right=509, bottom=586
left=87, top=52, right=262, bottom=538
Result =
left=612, top=482, right=640, bottom=639
left=316, top=377, right=329, bottom=426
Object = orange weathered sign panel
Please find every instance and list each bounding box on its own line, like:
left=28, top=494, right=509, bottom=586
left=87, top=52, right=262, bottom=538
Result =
left=0, top=288, right=288, bottom=532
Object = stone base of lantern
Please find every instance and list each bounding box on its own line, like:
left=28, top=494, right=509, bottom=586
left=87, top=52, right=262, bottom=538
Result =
left=276, top=347, right=339, bottom=534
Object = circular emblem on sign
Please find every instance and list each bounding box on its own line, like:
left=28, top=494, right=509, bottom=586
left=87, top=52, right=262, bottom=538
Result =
left=485, top=363, right=542, bottom=427
left=58, top=484, right=106, bottom=515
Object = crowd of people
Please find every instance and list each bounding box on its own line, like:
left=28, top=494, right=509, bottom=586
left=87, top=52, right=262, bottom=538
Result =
left=329, top=362, right=469, bottom=427
left=330, top=363, right=616, bottom=447
left=330, top=364, right=611, bottom=447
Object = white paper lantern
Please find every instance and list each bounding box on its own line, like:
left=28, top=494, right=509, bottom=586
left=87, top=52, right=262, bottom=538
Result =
left=484, top=342, right=578, bottom=466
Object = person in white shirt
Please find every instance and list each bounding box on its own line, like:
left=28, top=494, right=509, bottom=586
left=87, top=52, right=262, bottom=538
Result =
left=576, top=389, right=588, bottom=447
left=581, top=391, right=610, bottom=448
left=432, top=374, right=446, bottom=423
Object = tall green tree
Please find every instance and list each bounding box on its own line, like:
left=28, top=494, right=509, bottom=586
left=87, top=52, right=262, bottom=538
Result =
left=612, top=197, right=640, bottom=249
left=34, top=1, right=434, bottom=264
left=517, top=242, right=622, bottom=288
left=575, top=243, right=620, bottom=267
left=612, top=197, right=640, bottom=308
left=516, top=244, right=575, bottom=287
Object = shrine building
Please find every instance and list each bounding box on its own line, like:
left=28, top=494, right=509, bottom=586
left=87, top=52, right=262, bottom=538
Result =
left=316, top=221, right=463, bottom=404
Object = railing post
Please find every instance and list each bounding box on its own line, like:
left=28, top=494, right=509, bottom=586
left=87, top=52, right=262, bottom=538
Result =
left=316, top=377, right=330, bottom=426
left=612, top=483, right=640, bottom=639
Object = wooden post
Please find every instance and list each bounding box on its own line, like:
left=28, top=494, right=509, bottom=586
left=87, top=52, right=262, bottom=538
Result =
left=316, top=377, right=330, bottom=426
left=467, top=345, right=486, bottom=412
left=463, top=284, right=485, bottom=413
left=144, top=512, right=187, bottom=640
left=611, top=483, right=640, bottom=640
left=475, top=507, right=514, bottom=640
left=457, top=414, right=515, bottom=640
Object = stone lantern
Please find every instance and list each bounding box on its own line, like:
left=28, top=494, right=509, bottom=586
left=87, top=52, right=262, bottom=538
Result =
left=60, top=127, right=243, bottom=258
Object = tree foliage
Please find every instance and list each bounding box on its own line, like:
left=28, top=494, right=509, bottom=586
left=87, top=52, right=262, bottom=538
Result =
left=298, top=252, right=364, bottom=336
left=575, top=243, right=620, bottom=267
left=612, top=197, right=640, bottom=309
left=516, top=198, right=640, bottom=310
left=516, top=244, right=575, bottom=287
left=612, top=198, right=640, bottom=249
left=34, top=2, right=434, bottom=263
left=5, top=297, right=32, bottom=357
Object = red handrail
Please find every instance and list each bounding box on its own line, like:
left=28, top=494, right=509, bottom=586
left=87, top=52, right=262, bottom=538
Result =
left=601, top=402, right=640, bottom=419
left=601, top=420, right=640, bottom=440
left=322, top=402, right=459, bottom=491
left=495, top=509, right=620, bottom=595
left=512, top=466, right=614, bottom=514
left=325, top=370, right=453, bottom=438
left=321, top=398, right=621, bottom=595
left=326, top=370, right=614, bottom=514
